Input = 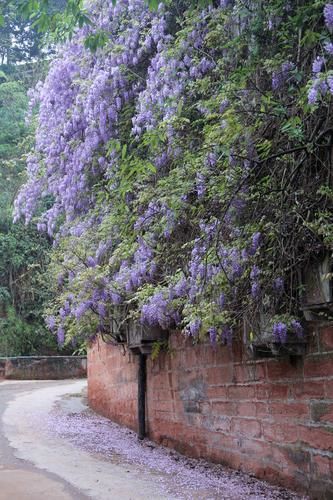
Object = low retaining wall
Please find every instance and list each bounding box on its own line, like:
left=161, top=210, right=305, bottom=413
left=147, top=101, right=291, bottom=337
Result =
left=88, top=325, right=333, bottom=499
left=0, top=356, right=87, bottom=380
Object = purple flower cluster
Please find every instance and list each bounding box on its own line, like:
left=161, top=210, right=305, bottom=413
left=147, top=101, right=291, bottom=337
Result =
left=272, top=322, right=288, bottom=344
left=324, top=3, right=333, bottom=31
left=324, top=41, right=333, bottom=55
left=95, top=239, right=112, bottom=263
left=249, top=232, right=262, bottom=255
left=273, top=277, right=284, bottom=294
left=307, top=4, right=333, bottom=105
left=291, top=320, right=304, bottom=339
left=114, top=238, right=157, bottom=294
left=86, top=256, right=97, bottom=268
left=46, top=315, right=56, bottom=331
left=312, top=56, right=325, bottom=74
left=141, top=291, right=180, bottom=329
left=205, top=152, right=218, bottom=168
left=208, top=326, right=217, bottom=346
left=221, top=326, right=232, bottom=346
left=132, top=10, right=217, bottom=168
left=188, top=318, right=201, bottom=336
left=74, top=300, right=92, bottom=320
left=135, top=202, right=176, bottom=238
left=272, top=62, right=294, bottom=91
left=251, top=282, right=261, bottom=299
left=15, top=0, right=164, bottom=234
left=272, top=320, right=303, bottom=344
left=196, top=173, right=206, bottom=198
left=57, top=326, right=65, bottom=345
left=308, top=78, right=330, bottom=105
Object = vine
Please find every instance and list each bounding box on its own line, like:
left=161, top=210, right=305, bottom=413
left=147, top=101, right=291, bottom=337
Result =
left=15, top=0, right=333, bottom=348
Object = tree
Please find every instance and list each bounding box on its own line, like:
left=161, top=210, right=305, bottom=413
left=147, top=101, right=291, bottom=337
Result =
left=0, top=0, right=79, bottom=355
left=0, top=0, right=88, bottom=43
left=0, top=66, right=58, bottom=355
left=0, top=0, right=177, bottom=50
left=0, top=80, right=27, bottom=158
left=0, top=3, right=42, bottom=65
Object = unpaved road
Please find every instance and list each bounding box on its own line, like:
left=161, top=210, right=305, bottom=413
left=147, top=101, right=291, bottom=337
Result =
left=0, top=380, right=305, bottom=500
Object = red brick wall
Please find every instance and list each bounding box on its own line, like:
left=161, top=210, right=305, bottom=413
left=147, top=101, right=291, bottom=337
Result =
left=88, top=325, right=333, bottom=498
left=88, top=337, right=138, bottom=430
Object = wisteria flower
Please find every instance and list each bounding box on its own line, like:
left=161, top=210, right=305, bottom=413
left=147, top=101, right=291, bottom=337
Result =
left=324, top=41, right=333, bottom=55
left=312, top=56, right=325, bottom=74
left=57, top=326, right=65, bottom=346
left=208, top=327, right=217, bottom=347
left=291, top=320, right=304, bottom=339
left=324, top=3, right=333, bottom=31
left=189, top=318, right=201, bottom=336
left=272, top=322, right=288, bottom=344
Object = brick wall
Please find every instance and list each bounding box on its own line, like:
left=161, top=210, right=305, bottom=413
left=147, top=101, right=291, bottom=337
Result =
left=88, top=338, right=138, bottom=430
left=88, top=325, right=333, bottom=499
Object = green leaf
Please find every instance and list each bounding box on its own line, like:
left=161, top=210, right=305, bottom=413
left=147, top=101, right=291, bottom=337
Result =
left=148, top=0, right=159, bottom=11
left=121, top=144, right=128, bottom=160
left=84, top=31, right=109, bottom=51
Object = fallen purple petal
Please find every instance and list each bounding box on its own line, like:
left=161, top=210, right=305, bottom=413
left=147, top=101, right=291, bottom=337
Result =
left=42, top=399, right=306, bottom=500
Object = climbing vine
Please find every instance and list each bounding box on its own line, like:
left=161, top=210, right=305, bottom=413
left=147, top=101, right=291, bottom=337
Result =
left=15, top=0, right=333, bottom=347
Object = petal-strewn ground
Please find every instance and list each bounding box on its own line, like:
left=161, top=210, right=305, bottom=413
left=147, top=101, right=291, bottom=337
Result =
left=46, top=388, right=307, bottom=500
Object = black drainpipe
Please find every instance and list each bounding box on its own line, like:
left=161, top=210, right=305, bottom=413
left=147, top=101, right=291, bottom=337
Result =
left=138, top=353, right=147, bottom=440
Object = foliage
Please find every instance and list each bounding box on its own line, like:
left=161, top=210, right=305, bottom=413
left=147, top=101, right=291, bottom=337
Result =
left=0, top=1, right=44, bottom=65
left=0, top=80, right=27, bottom=158
left=17, top=0, right=90, bottom=42
left=0, top=68, right=58, bottom=355
left=1, top=0, right=196, bottom=49
left=151, top=340, right=170, bottom=361
left=0, top=305, right=57, bottom=356
left=15, top=0, right=333, bottom=348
